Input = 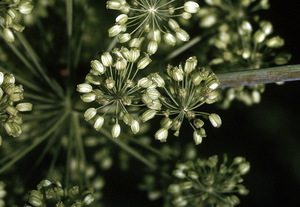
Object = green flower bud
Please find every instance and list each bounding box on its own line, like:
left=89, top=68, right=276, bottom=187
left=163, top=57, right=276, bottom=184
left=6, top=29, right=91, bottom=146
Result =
left=121, top=46, right=130, bottom=59
left=118, top=33, right=131, bottom=43
left=123, top=113, right=133, bottom=125
left=260, top=0, right=270, bottom=9
left=115, top=58, right=127, bottom=70
left=184, top=1, right=200, bottom=13
left=19, top=1, right=34, bottom=14
left=206, top=78, right=219, bottom=90
left=253, top=30, right=266, bottom=43
left=193, top=119, right=204, bottom=128
left=191, top=73, right=202, bottom=85
left=184, top=57, right=196, bottom=74
left=29, top=190, right=44, bottom=200
left=12, top=23, right=25, bottom=32
left=141, top=94, right=153, bottom=105
left=81, top=93, right=96, bottom=102
left=138, top=77, right=152, bottom=88
left=175, top=28, right=190, bottom=42
left=260, top=21, right=273, bottom=35
left=84, top=108, right=97, bottom=121
left=209, top=113, right=222, bottom=128
left=167, top=184, right=180, bottom=194
left=164, top=33, right=176, bottom=46
left=16, top=103, right=32, bottom=111
left=188, top=171, right=199, bottom=179
left=105, top=77, right=115, bottom=89
left=274, top=52, right=292, bottom=65
left=266, top=36, right=284, bottom=48
left=86, top=73, right=102, bottom=85
left=205, top=0, right=221, bottom=6
left=6, top=105, right=18, bottom=116
left=116, top=14, right=128, bottom=24
left=7, top=8, right=19, bottom=20
left=131, top=120, right=140, bottom=134
left=29, top=196, right=43, bottom=207
left=155, top=128, right=168, bottom=142
left=200, top=14, right=217, bottom=28
left=172, top=169, right=186, bottom=179
left=137, top=56, right=152, bottom=69
left=129, top=37, right=144, bottom=48
left=0, top=72, right=4, bottom=85
left=91, top=60, right=106, bottom=74
left=129, top=48, right=140, bottom=62
left=10, top=93, right=23, bottom=102
left=147, top=40, right=158, bottom=55
left=153, top=29, right=161, bottom=44
left=238, top=162, right=250, bottom=174
left=94, top=116, right=104, bottom=131
left=182, top=12, right=192, bottom=20
left=146, top=88, right=160, bottom=100
left=242, top=48, right=251, bottom=59
left=240, top=0, right=251, bottom=7
left=140, top=109, right=156, bottom=122
left=160, top=117, right=172, bottom=128
left=82, top=194, right=94, bottom=205
left=168, top=18, right=180, bottom=31
left=77, top=83, right=93, bottom=93
left=151, top=74, right=164, bottom=87
left=182, top=181, right=193, bottom=189
left=111, top=123, right=121, bottom=138
left=3, top=28, right=15, bottom=43
left=5, top=14, right=13, bottom=28
left=241, top=21, right=252, bottom=33
left=172, top=68, right=183, bottom=81
left=193, top=130, right=202, bottom=145
left=106, top=1, right=122, bottom=10
left=101, top=52, right=113, bottom=66
left=233, top=157, right=245, bottom=164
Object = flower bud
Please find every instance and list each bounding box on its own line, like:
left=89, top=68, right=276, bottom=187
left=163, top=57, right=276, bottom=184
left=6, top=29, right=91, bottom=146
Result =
left=168, top=184, right=180, bottom=194
left=260, top=21, right=273, bottom=35
left=131, top=120, right=140, bottom=134
left=137, top=56, right=152, bottom=69
left=175, top=28, right=190, bottom=42
left=253, top=30, right=266, bottom=43
left=140, top=109, right=156, bottom=122
left=77, top=83, right=93, bottom=93
left=184, top=1, right=200, bottom=13
left=153, top=29, right=161, bottom=44
left=155, top=128, right=168, bottom=142
left=111, top=123, right=121, bottom=138
left=115, top=58, right=127, bottom=70
left=168, top=18, right=180, bottom=31
left=242, top=48, right=251, bottom=59
left=138, top=77, right=152, bottom=88
left=129, top=37, right=143, bottom=48
left=101, top=52, right=113, bottom=66
left=91, top=60, right=106, bottom=74
left=164, top=33, right=176, bottom=46
left=129, top=48, right=140, bottom=62
left=205, top=0, right=221, bottom=6
left=238, top=162, right=250, bottom=174
left=266, top=36, right=284, bottom=48
left=147, top=99, right=161, bottom=110
left=84, top=108, right=97, bottom=121
left=172, top=67, right=183, bottom=81
left=81, top=93, right=96, bottom=102
left=86, top=73, right=102, bottom=85
left=7, top=8, right=19, bottom=20
left=29, top=196, right=43, bottom=207
left=209, top=113, right=222, bottom=128
left=150, top=73, right=165, bottom=87
left=118, top=33, right=131, bottom=43
left=93, top=116, right=104, bottom=131
left=116, top=14, right=128, bottom=24
left=160, top=117, right=172, bottom=128
left=82, top=194, right=94, bottom=205
left=193, top=119, right=204, bottom=128
left=147, top=40, right=158, bottom=55
left=184, top=57, right=196, bottom=74
left=105, top=77, right=115, bottom=89
left=274, top=52, right=291, bottom=65
left=16, top=103, right=32, bottom=111
left=188, top=171, right=199, bottom=179
left=12, top=23, right=25, bottom=32
left=146, top=88, right=160, bottom=100
left=106, top=1, right=122, bottom=10
left=5, top=14, right=13, bottom=28
left=19, top=1, right=34, bottom=14
left=3, top=28, right=15, bottom=43
left=123, top=113, right=133, bottom=125
left=193, top=130, right=202, bottom=145
left=6, top=105, right=18, bottom=116
left=241, top=21, right=252, bottom=33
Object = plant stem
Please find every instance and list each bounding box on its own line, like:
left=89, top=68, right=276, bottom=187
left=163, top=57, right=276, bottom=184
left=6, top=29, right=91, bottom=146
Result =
left=0, top=110, right=69, bottom=174
left=216, top=64, right=300, bottom=88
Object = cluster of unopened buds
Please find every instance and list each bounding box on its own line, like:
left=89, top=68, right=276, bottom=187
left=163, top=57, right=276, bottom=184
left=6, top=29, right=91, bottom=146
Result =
left=24, top=180, right=94, bottom=207
left=168, top=154, right=250, bottom=206
left=106, top=0, right=200, bottom=53
left=152, top=56, right=221, bottom=144
left=0, top=72, right=32, bottom=143
left=0, top=0, right=34, bottom=43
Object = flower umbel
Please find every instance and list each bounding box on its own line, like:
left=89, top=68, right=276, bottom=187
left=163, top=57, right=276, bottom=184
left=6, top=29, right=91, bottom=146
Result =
left=78, top=47, right=157, bottom=138
left=25, top=179, right=94, bottom=207
left=0, top=72, right=32, bottom=142
left=168, top=154, right=250, bottom=206
left=106, top=0, right=200, bottom=52
left=0, top=0, right=34, bottom=43
left=152, top=56, right=221, bottom=143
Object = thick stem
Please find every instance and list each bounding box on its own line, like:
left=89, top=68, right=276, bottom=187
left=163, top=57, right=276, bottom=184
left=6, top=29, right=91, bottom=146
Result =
left=216, top=64, right=300, bottom=88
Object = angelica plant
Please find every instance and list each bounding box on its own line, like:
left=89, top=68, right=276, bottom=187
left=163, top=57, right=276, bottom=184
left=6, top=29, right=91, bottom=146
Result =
left=0, top=0, right=299, bottom=207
